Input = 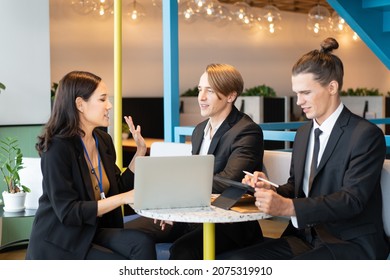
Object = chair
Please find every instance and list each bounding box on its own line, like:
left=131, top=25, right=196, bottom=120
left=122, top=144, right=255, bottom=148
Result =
left=149, top=142, right=192, bottom=157
left=125, top=141, right=192, bottom=259
left=261, top=150, right=292, bottom=236
left=151, top=142, right=192, bottom=259
left=262, top=150, right=292, bottom=185
left=19, top=157, right=42, bottom=210
left=380, top=159, right=390, bottom=259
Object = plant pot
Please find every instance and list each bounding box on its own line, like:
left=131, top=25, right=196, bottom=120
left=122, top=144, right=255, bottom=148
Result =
left=2, top=191, right=26, bottom=212
left=236, top=96, right=290, bottom=123
left=122, top=132, right=129, bottom=140
left=179, top=97, right=207, bottom=126
left=340, top=96, right=385, bottom=118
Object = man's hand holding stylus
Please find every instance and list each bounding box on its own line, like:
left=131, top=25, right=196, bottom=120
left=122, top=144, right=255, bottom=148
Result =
left=242, top=171, right=295, bottom=216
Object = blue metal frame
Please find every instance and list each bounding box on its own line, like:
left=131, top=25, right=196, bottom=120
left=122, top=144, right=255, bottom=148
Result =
left=174, top=126, right=297, bottom=143
left=259, top=122, right=306, bottom=130
left=174, top=126, right=196, bottom=143
left=174, top=120, right=390, bottom=152
left=162, top=1, right=179, bottom=142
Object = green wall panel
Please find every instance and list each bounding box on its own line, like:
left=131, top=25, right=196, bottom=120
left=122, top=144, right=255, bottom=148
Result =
left=0, top=216, right=34, bottom=246
left=0, top=125, right=43, bottom=157
left=0, top=126, right=42, bottom=247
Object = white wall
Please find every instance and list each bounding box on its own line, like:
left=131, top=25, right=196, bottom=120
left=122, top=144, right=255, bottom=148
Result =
left=0, top=0, right=51, bottom=125
left=49, top=0, right=390, bottom=99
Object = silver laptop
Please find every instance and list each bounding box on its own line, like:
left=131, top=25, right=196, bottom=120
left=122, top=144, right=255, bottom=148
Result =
left=134, top=155, right=214, bottom=210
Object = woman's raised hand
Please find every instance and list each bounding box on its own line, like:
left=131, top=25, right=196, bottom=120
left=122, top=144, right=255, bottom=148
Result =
left=124, top=116, right=146, bottom=154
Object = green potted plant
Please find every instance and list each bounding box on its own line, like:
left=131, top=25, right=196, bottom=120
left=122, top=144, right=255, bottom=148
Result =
left=180, top=86, right=198, bottom=113
left=242, top=84, right=276, bottom=97
left=340, top=87, right=382, bottom=96
left=340, top=87, right=385, bottom=119
left=50, top=82, right=59, bottom=109
left=122, top=122, right=130, bottom=140
left=0, top=82, right=5, bottom=94
left=237, top=84, right=288, bottom=124
left=180, top=86, right=198, bottom=97
left=0, top=137, right=31, bottom=212
left=179, top=86, right=208, bottom=126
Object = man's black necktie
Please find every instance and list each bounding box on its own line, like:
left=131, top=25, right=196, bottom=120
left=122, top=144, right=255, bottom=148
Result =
left=309, top=128, right=322, bottom=191
left=306, top=128, right=322, bottom=243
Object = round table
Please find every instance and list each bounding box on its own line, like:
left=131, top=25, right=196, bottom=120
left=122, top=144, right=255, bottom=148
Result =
left=134, top=205, right=270, bottom=260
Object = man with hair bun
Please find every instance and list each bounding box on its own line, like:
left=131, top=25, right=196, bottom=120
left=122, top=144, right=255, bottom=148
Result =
left=219, top=38, right=389, bottom=260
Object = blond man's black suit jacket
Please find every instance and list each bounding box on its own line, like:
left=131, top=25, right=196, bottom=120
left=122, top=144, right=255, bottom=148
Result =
left=26, top=129, right=134, bottom=259
left=191, top=106, right=264, bottom=193
left=278, top=107, right=389, bottom=259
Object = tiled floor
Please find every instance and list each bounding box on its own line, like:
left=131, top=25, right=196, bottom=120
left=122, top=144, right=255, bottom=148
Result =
left=0, top=217, right=288, bottom=260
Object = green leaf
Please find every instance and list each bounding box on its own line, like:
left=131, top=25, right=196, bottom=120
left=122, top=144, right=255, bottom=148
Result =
left=51, top=82, right=58, bottom=98
left=242, top=84, right=276, bottom=97
left=340, top=87, right=382, bottom=96
left=0, top=137, right=26, bottom=193
left=181, top=86, right=198, bottom=96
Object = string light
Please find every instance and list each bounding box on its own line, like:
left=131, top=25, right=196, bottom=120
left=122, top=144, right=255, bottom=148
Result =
left=93, top=0, right=113, bottom=20
left=69, top=0, right=96, bottom=15
left=262, top=4, right=281, bottom=34
left=331, top=11, right=348, bottom=33
left=126, top=0, right=146, bottom=24
left=307, top=4, right=331, bottom=36
left=66, top=0, right=359, bottom=42
left=230, top=1, right=250, bottom=23
left=352, top=32, right=360, bottom=41
left=179, top=0, right=198, bottom=23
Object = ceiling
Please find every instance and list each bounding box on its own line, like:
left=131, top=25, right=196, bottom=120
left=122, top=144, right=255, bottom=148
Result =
left=219, top=0, right=334, bottom=14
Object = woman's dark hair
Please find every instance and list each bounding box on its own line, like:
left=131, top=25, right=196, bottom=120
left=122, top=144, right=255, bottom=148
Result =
left=292, top=37, right=344, bottom=90
left=36, top=71, right=101, bottom=154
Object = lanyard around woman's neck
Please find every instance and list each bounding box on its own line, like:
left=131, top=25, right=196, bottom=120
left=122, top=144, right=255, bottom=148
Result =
left=80, top=133, right=106, bottom=200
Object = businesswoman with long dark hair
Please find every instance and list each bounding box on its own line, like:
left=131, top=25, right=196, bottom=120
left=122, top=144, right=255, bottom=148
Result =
left=26, top=71, right=156, bottom=259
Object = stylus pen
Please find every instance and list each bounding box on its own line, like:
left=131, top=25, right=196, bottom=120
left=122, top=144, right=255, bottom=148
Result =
left=243, top=171, right=279, bottom=188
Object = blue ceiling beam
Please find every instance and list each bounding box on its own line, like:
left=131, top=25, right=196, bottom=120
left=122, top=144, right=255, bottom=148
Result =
left=362, top=0, right=390, bottom=9
left=327, top=0, right=390, bottom=69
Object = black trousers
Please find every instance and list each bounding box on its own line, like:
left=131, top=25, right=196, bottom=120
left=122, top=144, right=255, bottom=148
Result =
left=217, top=235, right=370, bottom=260
left=85, top=228, right=156, bottom=260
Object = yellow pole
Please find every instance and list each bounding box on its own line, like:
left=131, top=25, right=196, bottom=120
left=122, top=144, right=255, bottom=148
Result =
left=114, top=0, right=123, bottom=169
left=203, top=223, right=215, bottom=260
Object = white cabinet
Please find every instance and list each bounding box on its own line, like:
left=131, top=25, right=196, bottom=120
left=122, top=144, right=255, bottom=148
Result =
left=180, top=96, right=291, bottom=126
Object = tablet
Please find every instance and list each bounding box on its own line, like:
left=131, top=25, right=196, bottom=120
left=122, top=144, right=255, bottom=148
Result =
left=212, top=175, right=254, bottom=210
left=213, top=175, right=254, bottom=194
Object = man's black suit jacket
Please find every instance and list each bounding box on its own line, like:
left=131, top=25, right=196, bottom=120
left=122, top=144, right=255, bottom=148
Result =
left=191, top=106, right=264, bottom=193
left=278, top=107, right=389, bottom=259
